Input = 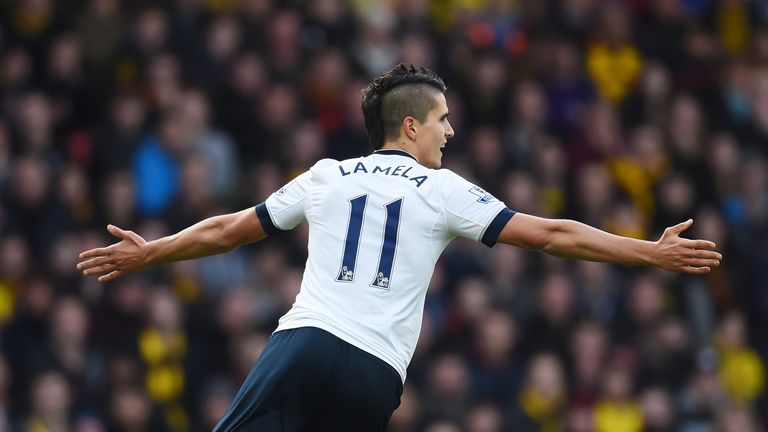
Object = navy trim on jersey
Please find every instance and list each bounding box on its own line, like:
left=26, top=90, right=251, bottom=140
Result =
left=255, top=202, right=281, bottom=235
left=373, top=149, right=418, bottom=162
left=481, top=208, right=515, bottom=247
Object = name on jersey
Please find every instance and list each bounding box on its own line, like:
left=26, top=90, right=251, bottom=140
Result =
left=338, top=162, right=428, bottom=187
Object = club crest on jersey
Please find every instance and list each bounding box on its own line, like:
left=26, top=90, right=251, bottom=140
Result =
left=469, top=186, right=496, bottom=204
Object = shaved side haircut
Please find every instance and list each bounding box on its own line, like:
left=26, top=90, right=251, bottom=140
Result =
left=361, top=64, right=447, bottom=150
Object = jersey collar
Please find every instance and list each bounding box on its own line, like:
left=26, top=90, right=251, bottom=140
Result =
left=373, top=149, right=419, bottom=162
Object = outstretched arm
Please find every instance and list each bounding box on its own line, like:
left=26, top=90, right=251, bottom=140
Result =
left=77, top=208, right=267, bottom=282
left=497, top=214, right=721, bottom=273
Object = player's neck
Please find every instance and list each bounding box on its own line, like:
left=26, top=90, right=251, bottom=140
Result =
left=378, top=142, right=421, bottom=164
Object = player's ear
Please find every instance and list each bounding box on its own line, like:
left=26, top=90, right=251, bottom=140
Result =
left=403, top=116, right=417, bottom=141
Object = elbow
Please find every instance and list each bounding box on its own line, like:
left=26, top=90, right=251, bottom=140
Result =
left=537, top=220, right=569, bottom=254
left=516, top=230, right=555, bottom=252
left=540, top=239, right=559, bottom=255
left=520, top=236, right=550, bottom=251
left=212, top=219, right=239, bottom=251
left=219, top=229, right=240, bottom=251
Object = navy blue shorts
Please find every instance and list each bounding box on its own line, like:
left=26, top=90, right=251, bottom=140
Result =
left=212, top=327, right=403, bottom=432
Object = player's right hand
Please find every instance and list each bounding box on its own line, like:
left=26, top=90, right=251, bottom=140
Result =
left=76, top=225, right=149, bottom=282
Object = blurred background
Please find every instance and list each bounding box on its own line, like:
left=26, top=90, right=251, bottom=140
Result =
left=0, top=0, right=766, bottom=431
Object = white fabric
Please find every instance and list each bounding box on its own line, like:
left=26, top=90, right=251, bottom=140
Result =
left=264, top=151, right=509, bottom=382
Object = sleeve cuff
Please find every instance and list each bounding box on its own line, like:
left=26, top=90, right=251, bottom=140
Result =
left=481, top=208, right=515, bottom=247
left=255, top=202, right=281, bottom=235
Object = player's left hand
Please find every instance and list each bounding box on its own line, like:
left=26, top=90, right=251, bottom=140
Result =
left=76, top=225, right=149, bottom=282
left=654, top=219, right=722, bottom=274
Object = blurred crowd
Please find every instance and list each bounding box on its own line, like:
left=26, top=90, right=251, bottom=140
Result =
left=0, top=0, right=767, bottom=431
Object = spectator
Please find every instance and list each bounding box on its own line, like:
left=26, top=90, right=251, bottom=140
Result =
left=586, top=2, right=643, bottom=103
left=509, top=352, right=567, bottom=431
left=593, top=350, right=643, bottom=432
left=714, top=309, right=765, bottom=404
left=22, top=369, right=72, bottom=432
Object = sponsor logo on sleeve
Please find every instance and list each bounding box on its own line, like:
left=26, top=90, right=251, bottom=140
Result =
left=468, top=186, right=497, bottom=204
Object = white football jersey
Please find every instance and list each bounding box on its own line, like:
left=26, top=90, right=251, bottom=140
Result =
left=256, top=149, right=514, bottom=381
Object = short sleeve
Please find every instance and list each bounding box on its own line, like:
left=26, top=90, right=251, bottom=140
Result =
left=441, top=170, right=515, bottom=247
left=256, top=170, right=314, bottom=234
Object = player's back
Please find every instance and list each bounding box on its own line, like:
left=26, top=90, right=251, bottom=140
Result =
left=261, top=149, right=512, bottom=381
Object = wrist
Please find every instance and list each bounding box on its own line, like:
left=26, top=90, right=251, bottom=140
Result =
left=141, top=240, right=157, bottom=266
left=642, top=240, right=660, bottom=267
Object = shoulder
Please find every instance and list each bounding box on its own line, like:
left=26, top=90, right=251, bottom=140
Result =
left=304, top=158, right=341, bottom=178
left=435, top=168, right=460, bottom=180
left=311, top=158, right=341, bottom=170
left=436, top=169, right=501, bottom=203
left=434, top=168, right=474, bottom=189
left=422, top=168, right=466, bottom=204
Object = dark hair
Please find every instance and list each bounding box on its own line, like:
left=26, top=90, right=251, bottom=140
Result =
left=361, top=64, right=447, bottom=150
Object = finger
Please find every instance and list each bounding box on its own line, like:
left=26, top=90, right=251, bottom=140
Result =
left=78, top=247, right=111, bottom=260
left=107, top=224, right=129, bottom=240
left=109, top=225, right=144, bottom=244
left=77, top=256, right=112, bottom=271
left=688, top=239, right=717, bottom=250
left=668, top=219, right=693, bottom=236
left=691, top=250, right=723, bottom=261
left=98, top=270, right=123, bottom=283
left=83, top=263, right=115, bottom=276
left=686, top=258, right=720, bottom=268
left=681, top=265, right=711, bottom=274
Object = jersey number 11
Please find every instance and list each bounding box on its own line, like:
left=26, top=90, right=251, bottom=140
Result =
left=336, top=195, right=403, bottom=290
